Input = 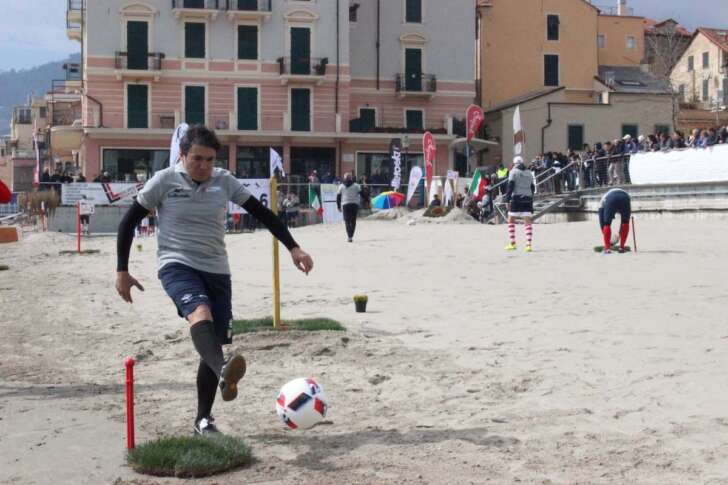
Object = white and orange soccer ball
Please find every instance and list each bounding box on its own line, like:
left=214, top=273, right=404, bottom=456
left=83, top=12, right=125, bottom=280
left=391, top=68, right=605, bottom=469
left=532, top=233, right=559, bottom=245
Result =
left=275, top=377, right=328, bottom=430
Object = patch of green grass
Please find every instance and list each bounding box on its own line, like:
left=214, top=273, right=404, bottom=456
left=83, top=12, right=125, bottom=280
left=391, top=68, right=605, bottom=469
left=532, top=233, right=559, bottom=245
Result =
left=232, top=316, right=345, bottom=335
left=58, top=249, right=101, bottom=255
left=127, top=435, right=252, bottom=478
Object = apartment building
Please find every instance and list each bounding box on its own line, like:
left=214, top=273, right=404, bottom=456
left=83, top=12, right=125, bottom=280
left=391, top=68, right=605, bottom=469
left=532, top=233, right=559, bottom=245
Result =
left=671, top=28, right=728, bottom=109
left=64, top=0, right=476, bottom=184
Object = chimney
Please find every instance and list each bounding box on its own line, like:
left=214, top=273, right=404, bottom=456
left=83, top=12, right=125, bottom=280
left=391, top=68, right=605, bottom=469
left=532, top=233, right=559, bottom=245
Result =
left=617, top=0, right=627, bottom=16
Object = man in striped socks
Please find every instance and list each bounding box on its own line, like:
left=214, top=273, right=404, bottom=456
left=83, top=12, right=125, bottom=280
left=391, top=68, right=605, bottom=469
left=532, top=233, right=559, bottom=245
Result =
left=504, top=157, right=536, bottom=253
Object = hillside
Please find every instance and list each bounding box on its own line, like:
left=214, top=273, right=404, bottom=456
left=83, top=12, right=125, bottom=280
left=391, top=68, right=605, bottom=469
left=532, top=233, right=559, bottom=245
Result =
left=0, top=54, right=80, bottom=135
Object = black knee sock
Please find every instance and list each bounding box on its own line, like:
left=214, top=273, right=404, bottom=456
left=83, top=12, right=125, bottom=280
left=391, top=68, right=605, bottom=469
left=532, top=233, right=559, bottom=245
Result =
left=196, top=359, right=218, bottom=423
left=190, top=320, right=225, bottom=378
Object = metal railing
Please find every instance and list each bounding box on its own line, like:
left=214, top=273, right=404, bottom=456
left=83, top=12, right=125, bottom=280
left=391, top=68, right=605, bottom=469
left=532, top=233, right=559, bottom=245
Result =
left=226, top=0, right=271, bottom=11
left=395, top=73, right=437, bottom=94
left=115, top=52, right=165, bottom=70
left=277, top=56, right=329, bottom=76
left=172, top=0, right=222, bottom=9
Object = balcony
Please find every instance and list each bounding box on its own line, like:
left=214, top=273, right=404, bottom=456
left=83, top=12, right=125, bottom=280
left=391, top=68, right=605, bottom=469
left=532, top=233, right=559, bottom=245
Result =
left=225, top=0, right=272, bottom=21
left=277, top=57, right=328, bottom=85
left=114, top=52, right=165, bottom=81
left=395, top=73, right=437, bottom=98
left=66, top=0, right=83, bottom=41
left=172, top=0, right=223, bottom=20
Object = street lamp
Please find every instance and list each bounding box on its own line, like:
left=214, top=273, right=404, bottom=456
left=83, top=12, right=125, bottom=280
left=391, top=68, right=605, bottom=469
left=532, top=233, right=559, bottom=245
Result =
left=401, top=134, right=410, bottom=192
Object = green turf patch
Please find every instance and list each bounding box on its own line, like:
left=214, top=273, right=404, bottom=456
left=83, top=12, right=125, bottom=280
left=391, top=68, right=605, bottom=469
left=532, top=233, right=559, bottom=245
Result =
left=127, top=435, right=252, bottom=478
left=232, top=316, right=345, bottom=335
left=593, top=246, right=631, bottom=253
left=58, top=249, right=101, bottom=255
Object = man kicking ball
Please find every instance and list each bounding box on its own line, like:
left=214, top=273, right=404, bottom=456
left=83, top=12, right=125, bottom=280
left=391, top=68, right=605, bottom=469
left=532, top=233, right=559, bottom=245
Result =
left=504, top=157, right=536, bottom=252
left=598, top=188, right=631, bottom=254
left=115, top=125, right=313, bottom=435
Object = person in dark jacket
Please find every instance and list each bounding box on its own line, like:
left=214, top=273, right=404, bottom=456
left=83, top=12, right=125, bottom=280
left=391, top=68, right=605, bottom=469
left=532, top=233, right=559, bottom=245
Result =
left=337, top=172, right=361, bottom=242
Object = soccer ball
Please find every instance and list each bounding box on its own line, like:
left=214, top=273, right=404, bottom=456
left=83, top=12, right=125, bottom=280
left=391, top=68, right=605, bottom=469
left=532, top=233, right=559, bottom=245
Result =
left=275, top=377, right=328, bottom=430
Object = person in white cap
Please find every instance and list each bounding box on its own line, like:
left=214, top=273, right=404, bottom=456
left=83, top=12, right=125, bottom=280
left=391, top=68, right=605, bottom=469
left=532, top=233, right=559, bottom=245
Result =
left=504, top=156, right=536, bottom=252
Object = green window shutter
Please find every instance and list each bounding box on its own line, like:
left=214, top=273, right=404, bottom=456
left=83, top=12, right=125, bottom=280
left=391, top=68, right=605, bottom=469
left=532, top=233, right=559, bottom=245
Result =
left=406, top=110, right=423, bottom=130
left=185, top=22, right=205, bottom=59
left=291, top=88, right=310, bottom=131
left=237, top=25, right=258, bottom=60
left=622, top=124, right=638, bottom=139
left=185, top=86, right=205, bottom=125
left=237, top=87, right=258, bottom=130
left=290, top=28, right=311, bottom=74
left=235, top=0, right=258, bottom=10
left=127, top=21, right=149, bottom=70
left=405, top=48, right=422, bottom=91
left=127, top=85, right=148, bottom=128
left=544, top=55, right=559, bottom=86
left=406, top=0, right=421, bottom=23
left=567, top=125, right=583, bottom=151
left=360, top=109, right=375, bottom=130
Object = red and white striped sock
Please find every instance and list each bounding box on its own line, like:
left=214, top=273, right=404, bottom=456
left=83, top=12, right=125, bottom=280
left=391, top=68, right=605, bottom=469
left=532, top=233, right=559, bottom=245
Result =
left=525, top=224, right=533, bottom=246
left=508, top=223, right=516, bottom=245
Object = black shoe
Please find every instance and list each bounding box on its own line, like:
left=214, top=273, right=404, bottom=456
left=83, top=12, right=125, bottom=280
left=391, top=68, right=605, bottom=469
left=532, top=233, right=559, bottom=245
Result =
left=618, top=247, right=626, bottom=254
left=219, top=354, right=246, bottom=401
left=194, top=416, right=221, bottom=436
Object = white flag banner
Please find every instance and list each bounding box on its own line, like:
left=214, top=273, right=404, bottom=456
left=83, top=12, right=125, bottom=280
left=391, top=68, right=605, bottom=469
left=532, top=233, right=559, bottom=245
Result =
left=270, top=148, right=285, bottom=177
left=405, top=166, right=423, bottom=205
left=170, top=123, right=189, bottom=167
left=444, top=178, right=454, bottom=205
left=513, top=105, right=524, bottom=157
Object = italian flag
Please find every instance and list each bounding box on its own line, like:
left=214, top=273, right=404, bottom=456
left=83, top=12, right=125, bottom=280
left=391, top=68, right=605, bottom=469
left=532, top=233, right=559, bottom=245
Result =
left=469, top=170, right=486, bottom=199
left=308, top=186, right=323, bottom=216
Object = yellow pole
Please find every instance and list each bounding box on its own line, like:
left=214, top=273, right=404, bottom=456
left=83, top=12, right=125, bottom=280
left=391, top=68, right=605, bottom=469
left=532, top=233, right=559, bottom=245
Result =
left=270, top=175, right=281, bottom=329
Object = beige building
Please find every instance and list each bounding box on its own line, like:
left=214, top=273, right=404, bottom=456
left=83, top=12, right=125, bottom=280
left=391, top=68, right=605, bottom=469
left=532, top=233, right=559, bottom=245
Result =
left=670, top=28, right=728, bottom=110
left=478, top=0, right=673, bottom=164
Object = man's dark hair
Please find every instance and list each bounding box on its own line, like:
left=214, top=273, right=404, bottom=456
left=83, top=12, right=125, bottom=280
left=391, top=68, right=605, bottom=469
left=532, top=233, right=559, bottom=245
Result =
left=179, top=125, right=221, bottom=155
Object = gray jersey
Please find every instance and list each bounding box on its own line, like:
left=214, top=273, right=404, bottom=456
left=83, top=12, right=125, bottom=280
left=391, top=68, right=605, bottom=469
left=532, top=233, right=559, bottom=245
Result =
left=136, top=163, right=252, bottom=275
left=338, top=182, right=361, bottom=206
left=507, top=167, right=535, bottom=198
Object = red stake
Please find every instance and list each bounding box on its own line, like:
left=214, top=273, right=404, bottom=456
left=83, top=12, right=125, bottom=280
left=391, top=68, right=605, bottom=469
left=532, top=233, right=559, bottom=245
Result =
left=125, top=357, right=136, bottom=450
left=631, top=216, right=637, bottom=253
left=76, top=201, right=81, bottom=253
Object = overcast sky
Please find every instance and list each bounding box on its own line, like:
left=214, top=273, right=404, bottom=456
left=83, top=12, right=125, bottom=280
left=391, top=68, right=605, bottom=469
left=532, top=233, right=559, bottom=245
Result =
left=0, top=0, right=727, bottom=71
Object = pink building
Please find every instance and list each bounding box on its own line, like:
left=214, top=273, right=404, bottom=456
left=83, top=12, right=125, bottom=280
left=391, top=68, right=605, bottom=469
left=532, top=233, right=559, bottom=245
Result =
left=67, top=0, right=476, bottom=185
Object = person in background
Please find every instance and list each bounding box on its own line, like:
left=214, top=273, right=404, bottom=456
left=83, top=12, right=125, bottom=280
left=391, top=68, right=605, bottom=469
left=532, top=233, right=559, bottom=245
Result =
left=504, top=156, right=536, bottom=253
left=336, top=172, right=361, bottom=243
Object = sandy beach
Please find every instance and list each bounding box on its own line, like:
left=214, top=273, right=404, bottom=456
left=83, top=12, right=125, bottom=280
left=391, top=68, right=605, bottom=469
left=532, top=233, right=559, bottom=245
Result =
left=1, top=215, right=728, bottom=484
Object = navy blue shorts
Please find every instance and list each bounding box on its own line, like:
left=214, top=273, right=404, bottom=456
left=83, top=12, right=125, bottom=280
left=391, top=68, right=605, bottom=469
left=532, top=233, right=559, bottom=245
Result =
left=599, top=191, right=631, bottom=227
left=158, top=263, right=233, bottom=345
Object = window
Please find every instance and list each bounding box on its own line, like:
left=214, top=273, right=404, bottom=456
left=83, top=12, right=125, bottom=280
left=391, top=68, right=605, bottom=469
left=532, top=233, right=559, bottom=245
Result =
left=185, top=85, right=205, bottom=125
left=184, top=22, right=205, bottom=59
left=349, top=3, right=359, bottom=22
left=127, top=84, right=148, bottom=128
left=15, top=108, right=31, bottom=124
left=626, top=36, right=636, bottom=49
left=127, top=20, right=149, bottom=70
left=359, top=108, right=376, bottom=130
left=678, top=84, right=686, bottom=102
left=237, top=87, right=258, bottom=130
left=236, top=146, right=281, bottom=178
left=39, top=107, right=47, bottom=119
left=215, top=145, right=229, bottom=169
left=544, top=54, right=559, bottom=86
left=703, top=52, right=710, bottom=69
left=703, top=79, right=709, bottom=100
left=654, top=125, right=671, bottom=135
left=102, top=149, right=169, bottom=182
left=597, top=34, right=605, bottom=49
left=290, top=27, right=311, bottom=75
left=547, top=15, right=559, bottom=41
left=622, top=124, right=639, bottom=139
left=405, top=0, right=421, bottom=23
left=237, top=25, right=258, bottom=60
left=567, top=125, right=584, bottom=151
left=291, top=88, right=311, bottom=131
left=406, top=109, right=423, bottom=130
left=687, top=56, right=694, bottom=72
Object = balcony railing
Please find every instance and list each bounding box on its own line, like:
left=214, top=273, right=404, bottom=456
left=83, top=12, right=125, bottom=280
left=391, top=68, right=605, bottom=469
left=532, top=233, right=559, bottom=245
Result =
left=63, top=63, right=81, bottom=81
left=277, top=57, right=328, bottom=76
left=226, top=0, right=271, bottom=11
left=115, top=52, right=165, bottom=71
left=395, top=73, right=437, bottom=94
left=172, top=0, right=222, bottom=9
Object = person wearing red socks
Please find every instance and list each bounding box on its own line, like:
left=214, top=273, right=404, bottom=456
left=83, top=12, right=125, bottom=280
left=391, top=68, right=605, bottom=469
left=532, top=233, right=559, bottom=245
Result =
left=598, top=188, right=631, bottom=254
left=504, top=157, right=536, bottom=252
left=0, top=178, right=11, bottom=204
